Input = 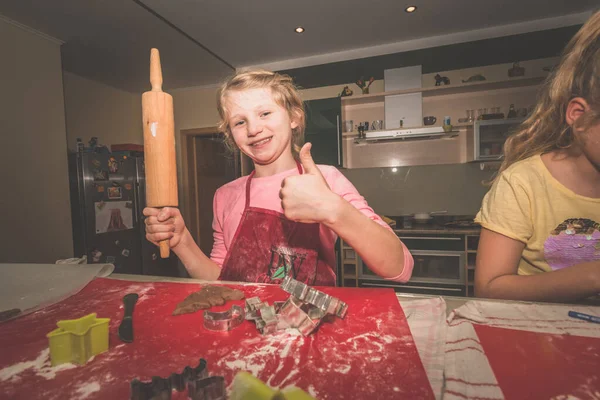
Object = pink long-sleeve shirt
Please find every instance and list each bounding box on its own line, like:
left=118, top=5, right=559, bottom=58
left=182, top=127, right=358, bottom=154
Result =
left=209, top=164, right=413, bottom=283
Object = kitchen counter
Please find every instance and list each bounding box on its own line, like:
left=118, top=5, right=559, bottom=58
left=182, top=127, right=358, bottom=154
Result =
left=394, top=225, right=481, bottom=235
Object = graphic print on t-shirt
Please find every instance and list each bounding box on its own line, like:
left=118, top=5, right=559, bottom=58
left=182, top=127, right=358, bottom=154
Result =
left=544, top=218, right=600, bottom=270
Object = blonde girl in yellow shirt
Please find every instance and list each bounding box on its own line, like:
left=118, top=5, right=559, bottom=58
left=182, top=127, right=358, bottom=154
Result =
left=474, top=11, right=600, bottom=303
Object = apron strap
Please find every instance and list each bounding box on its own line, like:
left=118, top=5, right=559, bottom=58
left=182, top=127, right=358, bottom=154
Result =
left=244, top=170, right=256, bottom=210
left=243, top=161, right=304, bottom=211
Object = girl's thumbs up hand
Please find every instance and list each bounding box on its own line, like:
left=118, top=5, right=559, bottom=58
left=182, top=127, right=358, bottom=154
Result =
left=280, top=143, right=341, bottom=224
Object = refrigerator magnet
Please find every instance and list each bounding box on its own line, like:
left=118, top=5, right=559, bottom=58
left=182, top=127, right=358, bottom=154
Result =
left=96, top=201, right=106, bottom=210
left=121, top=249, right=130, bottom=257
left=93, top=170, right=108, bottom=181
left=91, top=249, right=102, bottom=263
left=92, top=159, right=101, bottom=168
left=108, top=157, right=119, bottom=173
left=107, top=187, right=122, bottom=199
left=96, top=185, right=105, bottom=193
left=124, top=183, right=132, bottom=191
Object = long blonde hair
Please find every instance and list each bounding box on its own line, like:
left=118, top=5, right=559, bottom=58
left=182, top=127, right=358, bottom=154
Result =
left=216, top=69, right=306, bottom=159
left=496, top=10, right=600, bottom=178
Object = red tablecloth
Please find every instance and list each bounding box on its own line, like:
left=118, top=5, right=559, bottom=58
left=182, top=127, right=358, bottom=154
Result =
left=475, top=324, right=600, bottom=400
left=0, top=277, right=434, bottom=399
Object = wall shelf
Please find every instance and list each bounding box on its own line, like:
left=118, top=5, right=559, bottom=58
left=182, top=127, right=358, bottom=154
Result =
left=341, top=76, right=545, bottom=106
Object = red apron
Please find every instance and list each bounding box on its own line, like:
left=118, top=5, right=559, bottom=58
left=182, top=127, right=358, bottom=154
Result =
left=218, top=163, right=336, bottom=286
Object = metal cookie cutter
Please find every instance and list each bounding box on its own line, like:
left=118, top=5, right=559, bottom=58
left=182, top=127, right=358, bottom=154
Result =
left=281, top=276, right=348, bottom=319
left=245, top=298, right=286, bottom=335
left=188, top=376, right=226, bottom=400
left=278, top=296, right=326, bottom=336
left=244, top=297, right=265, bottom=321
left=203, top=305, right=245, bottom=331
left=255, top=305, right=279, bottom=335
left=130, top=358, right=225, bottom=400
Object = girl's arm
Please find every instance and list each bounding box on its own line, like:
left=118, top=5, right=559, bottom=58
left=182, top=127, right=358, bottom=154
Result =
left=174, top=229, right=222, bottom=280
left=475, top=228, right=600, bottom=302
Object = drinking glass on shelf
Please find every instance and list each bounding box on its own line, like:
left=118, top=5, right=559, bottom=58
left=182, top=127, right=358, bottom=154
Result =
left=343, top=120, right=353, bottom=133
left=466, top=109, right=475, bottom=122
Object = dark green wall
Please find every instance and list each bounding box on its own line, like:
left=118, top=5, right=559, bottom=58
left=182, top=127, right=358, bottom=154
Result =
left=280, top=25, right=580, bottom=89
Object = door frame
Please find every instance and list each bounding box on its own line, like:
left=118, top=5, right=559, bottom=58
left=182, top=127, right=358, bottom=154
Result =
left=179, top=127, right=253, bottom=244
left=179, top=127, right=219, bottom=245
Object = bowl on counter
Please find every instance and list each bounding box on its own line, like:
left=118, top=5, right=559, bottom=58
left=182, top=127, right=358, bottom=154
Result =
left=412, top=211, right=447, bottom=224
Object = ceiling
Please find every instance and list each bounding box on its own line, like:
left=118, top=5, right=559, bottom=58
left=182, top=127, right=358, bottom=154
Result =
left=0, top=0, right=597, bottom=93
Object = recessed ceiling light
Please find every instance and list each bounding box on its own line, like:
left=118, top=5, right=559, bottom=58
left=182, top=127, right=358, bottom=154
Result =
left=405, top=6, right=417, bottom=13
left=295, top=26, right=305, bottom=34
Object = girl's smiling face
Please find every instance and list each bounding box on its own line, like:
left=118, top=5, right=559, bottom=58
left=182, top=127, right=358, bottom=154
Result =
left=225, top=88, right=298, bottom=169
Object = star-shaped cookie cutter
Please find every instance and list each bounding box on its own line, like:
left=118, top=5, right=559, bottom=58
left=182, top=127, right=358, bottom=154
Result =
left=46, top=312, right=110, bottom=366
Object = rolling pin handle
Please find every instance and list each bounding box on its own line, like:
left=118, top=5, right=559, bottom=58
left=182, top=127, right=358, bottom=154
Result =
left=159, top=240, right=170, bottom=258
left=150, top=48, right=163, bottom=92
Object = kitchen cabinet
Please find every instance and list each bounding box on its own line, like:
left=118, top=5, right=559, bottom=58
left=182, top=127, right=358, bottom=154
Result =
left=339, top=74, right=545, bottom=168
left=341, top=231, right=481, bottom=297
left=339, top=239, right=358, bottom=287
left=465, top=118, right=525, bottom=162
left=465, top=234, right=480, bottom=297
left=304, top=97, right=342, bottom=167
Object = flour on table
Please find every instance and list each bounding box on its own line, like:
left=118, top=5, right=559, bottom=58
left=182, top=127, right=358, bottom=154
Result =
left=334, top=365, right=351, bottom=374
left=75, top=381, right=100, bottom=398
left=308, top=384, right=320, bottom=397
left=219, top=329, right=305, bottom=387
left=123, top=284, right=155, bottom=303
left=0, top=349, right=76, bottom=382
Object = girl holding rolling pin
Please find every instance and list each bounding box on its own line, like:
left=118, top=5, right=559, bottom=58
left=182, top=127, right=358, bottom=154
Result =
left=144, top=70, right=413, bottom=285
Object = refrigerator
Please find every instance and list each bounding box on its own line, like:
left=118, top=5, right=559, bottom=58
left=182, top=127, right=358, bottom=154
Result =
left=68, top=149, right=179, bottom=276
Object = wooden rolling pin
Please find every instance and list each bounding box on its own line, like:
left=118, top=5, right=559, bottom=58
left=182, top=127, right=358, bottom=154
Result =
left=142, top=48, right=178, bottom=258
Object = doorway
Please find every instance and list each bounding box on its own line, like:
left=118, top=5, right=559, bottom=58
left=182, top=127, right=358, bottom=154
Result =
left=180, top=127, right=240, bottom=257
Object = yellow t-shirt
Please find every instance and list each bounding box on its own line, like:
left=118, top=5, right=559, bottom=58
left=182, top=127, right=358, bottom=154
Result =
left=475, top=155, right=600, bottom=275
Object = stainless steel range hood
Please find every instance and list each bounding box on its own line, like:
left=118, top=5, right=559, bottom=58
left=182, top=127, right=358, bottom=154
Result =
left=364, top=126, right=452, bottom=142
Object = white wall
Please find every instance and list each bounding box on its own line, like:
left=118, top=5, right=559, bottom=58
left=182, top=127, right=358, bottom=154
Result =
left=63, top=72, right=142, bottom=150
left=0, top=17, right=73, bottom=262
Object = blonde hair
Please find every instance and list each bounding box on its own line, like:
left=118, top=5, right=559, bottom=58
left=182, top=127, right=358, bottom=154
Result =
left=496, top=10, right=600, bottom=179
left=216, top=69, right=306, bottom=159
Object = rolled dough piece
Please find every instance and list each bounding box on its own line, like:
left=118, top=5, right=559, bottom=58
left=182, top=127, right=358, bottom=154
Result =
left=173, top=285, right=245, bottom=316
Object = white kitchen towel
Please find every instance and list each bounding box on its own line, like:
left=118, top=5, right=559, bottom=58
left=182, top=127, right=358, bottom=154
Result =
left=401, top=297, right=447, bottom=400
left=443, top=300, right=600, bottom=400
left=0, top=263, right=114, bottom=321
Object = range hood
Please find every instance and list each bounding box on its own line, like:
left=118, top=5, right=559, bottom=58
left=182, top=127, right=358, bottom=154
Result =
left=363, top=126, right=455, bottom=142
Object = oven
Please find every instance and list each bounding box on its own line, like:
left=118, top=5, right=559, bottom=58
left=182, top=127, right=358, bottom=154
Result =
left=358, top=233, right=466, bottom=296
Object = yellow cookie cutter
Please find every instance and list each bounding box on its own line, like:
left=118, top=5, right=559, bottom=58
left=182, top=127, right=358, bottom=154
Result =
left=230, top=371, right=315, bottom=400
left=46, top=313, right=110, bottom=366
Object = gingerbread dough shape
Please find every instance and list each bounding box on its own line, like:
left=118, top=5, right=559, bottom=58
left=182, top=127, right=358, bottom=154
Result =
left=173, top=285, right=245, bottom=315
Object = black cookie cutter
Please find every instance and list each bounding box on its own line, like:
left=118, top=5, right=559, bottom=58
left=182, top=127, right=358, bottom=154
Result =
left=130, top=358, right=225, bottom=400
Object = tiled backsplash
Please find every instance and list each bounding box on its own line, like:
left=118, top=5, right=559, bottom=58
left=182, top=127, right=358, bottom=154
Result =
left=341, top=163, right=495, bottom=216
